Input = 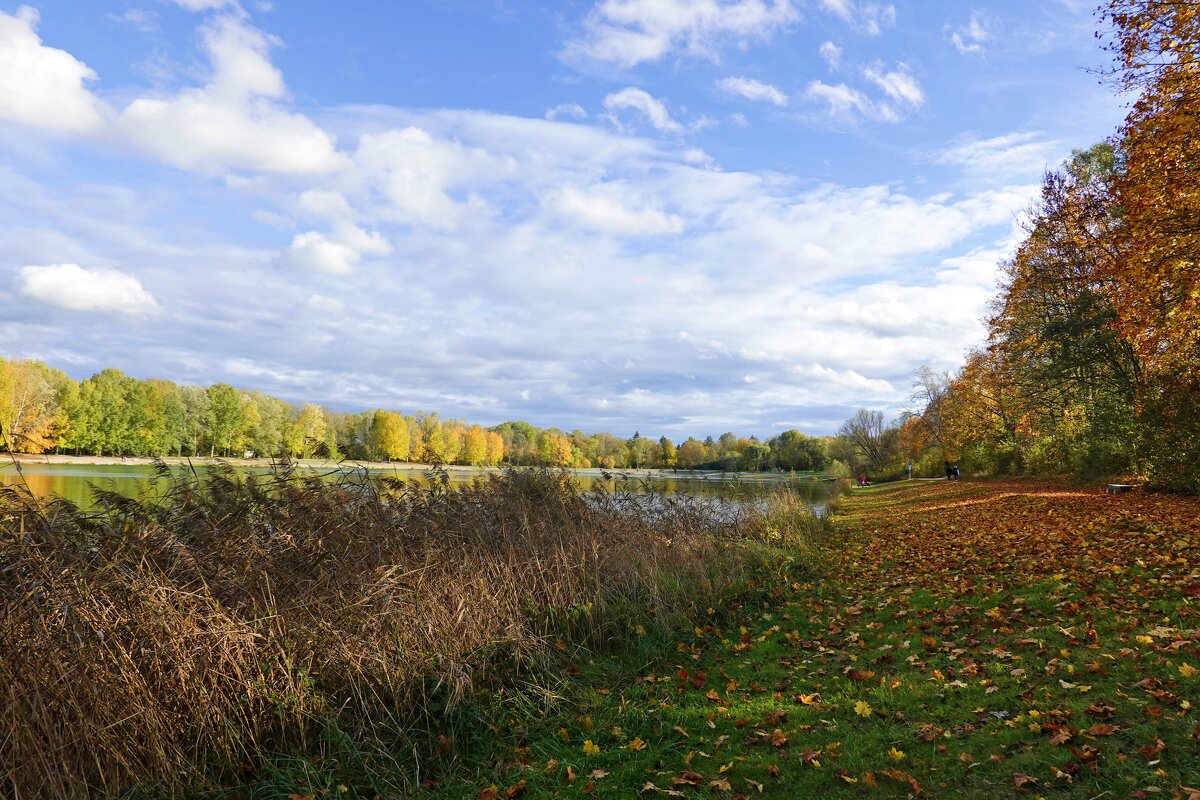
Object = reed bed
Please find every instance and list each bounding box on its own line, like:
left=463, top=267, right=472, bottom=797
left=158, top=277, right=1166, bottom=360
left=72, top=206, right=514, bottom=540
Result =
left=0, top=462, right=787, bottom=798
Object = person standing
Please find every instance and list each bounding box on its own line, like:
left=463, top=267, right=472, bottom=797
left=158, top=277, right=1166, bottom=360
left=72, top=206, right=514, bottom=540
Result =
left=944, top=460, right=953, bottom=480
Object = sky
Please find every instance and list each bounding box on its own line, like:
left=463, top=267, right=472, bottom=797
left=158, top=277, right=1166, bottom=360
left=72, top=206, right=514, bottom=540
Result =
left=0, top=0, right=1128, bottom=438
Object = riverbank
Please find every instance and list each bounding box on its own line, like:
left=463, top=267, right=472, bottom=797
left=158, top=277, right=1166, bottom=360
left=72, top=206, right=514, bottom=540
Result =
left=4, top=452, right=814, bottom=481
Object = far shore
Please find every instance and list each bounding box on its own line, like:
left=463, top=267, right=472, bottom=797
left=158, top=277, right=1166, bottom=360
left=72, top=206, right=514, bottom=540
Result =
left=3, top=453, right=801, bottom=481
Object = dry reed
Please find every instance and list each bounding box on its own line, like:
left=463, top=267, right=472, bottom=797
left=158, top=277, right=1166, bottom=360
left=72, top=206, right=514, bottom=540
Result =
left=1, top=463, right=772, bottom=798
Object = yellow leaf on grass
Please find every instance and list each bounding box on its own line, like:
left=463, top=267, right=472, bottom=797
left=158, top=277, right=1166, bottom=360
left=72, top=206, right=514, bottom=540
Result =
left=1180, top=662, right=1199, bottom=678
left=854, top=700, right=873, bottom=717
left=888, top=747, right=906, bottom=761
left=627, top=737, right=647, bottom=751
left=582, top=740, right=600, bottom=755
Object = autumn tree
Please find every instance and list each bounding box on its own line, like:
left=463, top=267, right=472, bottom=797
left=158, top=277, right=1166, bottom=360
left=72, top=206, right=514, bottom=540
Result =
left=1102, top=0, right=1200, bottom=490
left=370, top=410, right=409, bottom=461
left=0, top=359, right=69, bottom=453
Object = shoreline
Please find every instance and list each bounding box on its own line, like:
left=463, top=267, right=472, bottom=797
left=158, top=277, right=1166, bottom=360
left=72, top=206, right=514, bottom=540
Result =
left=3, top=453, right=800, bottom=481
left=7, top=452, right=482, bottom=473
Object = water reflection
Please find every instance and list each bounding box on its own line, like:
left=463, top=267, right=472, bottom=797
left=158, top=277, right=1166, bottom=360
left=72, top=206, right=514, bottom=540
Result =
left=0, top=462, right=827, bottom=510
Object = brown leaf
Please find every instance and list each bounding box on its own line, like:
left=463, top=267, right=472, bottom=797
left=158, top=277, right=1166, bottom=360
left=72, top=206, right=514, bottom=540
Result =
left=672, top=771, right=705, bottom=787
left=1012, top=774, right=1039, bottom=792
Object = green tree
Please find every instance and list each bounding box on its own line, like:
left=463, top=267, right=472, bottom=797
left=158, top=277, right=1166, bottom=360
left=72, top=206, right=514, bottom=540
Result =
left=205, top=383, right=245, bottom=457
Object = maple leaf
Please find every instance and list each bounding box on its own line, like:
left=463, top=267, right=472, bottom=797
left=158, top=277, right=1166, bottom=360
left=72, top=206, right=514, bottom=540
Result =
left=627, top=736, right=647, bottom=751
left=879, top=769, right=922, bottom=795
left=854, top=699, right=873, bottom=717
left=672, top=771, right=705, bottom=787
left=1012, top=773, right=1039, bottom=792
left=477, top=786, right=500, bottom=800
left=1048, top=730, right=1072, bottom=746
left=582, top=739, right=600, bottom=755
left=504, top=780, right=528, bottom=799
left=888, top=747, right=906, bottom=761
left=709, top=779, right=732, bottom=791
left=1180, top=662, right=1199, bottom=678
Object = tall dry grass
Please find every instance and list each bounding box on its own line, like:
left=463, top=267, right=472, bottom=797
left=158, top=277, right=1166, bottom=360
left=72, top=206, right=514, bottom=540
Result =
left=0, top=463, right=772, bottom=798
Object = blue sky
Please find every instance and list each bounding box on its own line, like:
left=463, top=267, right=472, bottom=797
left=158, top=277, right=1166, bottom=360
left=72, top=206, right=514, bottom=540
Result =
left=1, top=0, right=1126, bottom=437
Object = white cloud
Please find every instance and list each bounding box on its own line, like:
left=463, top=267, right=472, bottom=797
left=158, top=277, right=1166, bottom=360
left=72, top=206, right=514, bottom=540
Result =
left=119, top=16, right=345, bottom=174
left=0, top=7, right=106, bottom=134
left=804, top=80, right=873, bottom=120
left=563, top=0, right=799, bottom=68
left=547, top=184, right=684, bottom=235
left=716, top=76, right=788, bottom=107
left=284, top=223, right=390, bottom=275
left=307, top=293, right=345, bottom=314
left=935, top=132, right=1061, bottom=180
left=18, top=264, right=159, bottom=315
left=604, top=87, right=684, bottom=134
left=819, top=40, right=842, bottom=70
left=805, top=63, right=922, bottom=123
left=174, top=0, right=243, bottom=11
left=819, top=0, right=895, bottom=36
left=863, top=62, right=923, bottom=107
left=352, top=126, right=508, bottom=228
left=950, top=11, right=990, bottom=55
left=546, top=102, right=587, bottom=121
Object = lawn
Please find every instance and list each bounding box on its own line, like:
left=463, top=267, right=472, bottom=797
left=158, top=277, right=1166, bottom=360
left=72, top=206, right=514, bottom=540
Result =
left=396, top=480, right=1200, bottom=800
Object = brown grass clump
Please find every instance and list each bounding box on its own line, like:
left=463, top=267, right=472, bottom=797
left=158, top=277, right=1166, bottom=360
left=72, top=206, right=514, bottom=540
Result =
left=0, top=463, right=768, bottom=798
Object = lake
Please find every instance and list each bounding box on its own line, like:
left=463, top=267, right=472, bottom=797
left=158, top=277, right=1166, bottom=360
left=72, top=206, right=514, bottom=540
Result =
left=0, top=461, right=829, bottom=511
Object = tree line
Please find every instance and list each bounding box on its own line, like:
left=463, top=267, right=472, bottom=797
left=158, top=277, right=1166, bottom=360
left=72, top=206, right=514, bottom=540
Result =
left=0, top=358, right=830, bottom=473
left=832, top=1, right=1200, bottom=493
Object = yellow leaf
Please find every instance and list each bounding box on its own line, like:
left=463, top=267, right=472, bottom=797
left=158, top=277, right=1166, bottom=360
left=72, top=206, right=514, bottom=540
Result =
left=1180, top=662, right=1199, bottom=678
left=582, top=740, right=600, bottom=755
left=627, top=737, right=647, bottom=751
left=544, top=759, right=559, bottom=774
left=854, top=700, right=873, bottom=717
left=888, top=747, right=906, bottom=761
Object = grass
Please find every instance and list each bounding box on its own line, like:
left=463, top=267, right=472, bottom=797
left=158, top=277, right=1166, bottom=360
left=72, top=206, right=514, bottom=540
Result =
left=398, top=479, right=1200, bottom=800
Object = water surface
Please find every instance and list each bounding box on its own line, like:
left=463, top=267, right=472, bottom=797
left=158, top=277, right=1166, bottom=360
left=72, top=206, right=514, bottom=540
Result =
left=0, top=461, right=827, bottom=509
